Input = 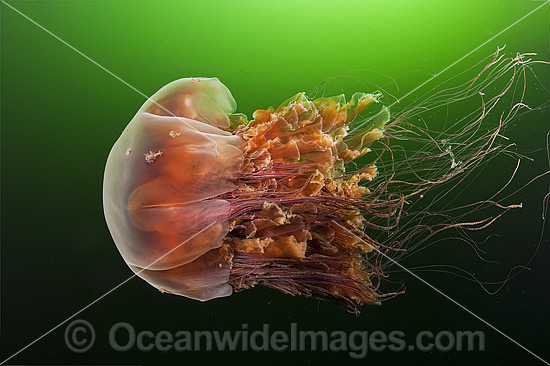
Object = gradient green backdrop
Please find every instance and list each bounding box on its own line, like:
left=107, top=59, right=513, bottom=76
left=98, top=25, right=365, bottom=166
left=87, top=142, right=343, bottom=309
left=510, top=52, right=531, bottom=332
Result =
left=1, top=0, right=549, bottom=365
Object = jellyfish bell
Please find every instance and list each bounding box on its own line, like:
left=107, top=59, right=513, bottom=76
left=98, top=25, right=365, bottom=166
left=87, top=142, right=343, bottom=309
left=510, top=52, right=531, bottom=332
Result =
left=104, top=50, right=545, bottom=312
left=103, top=77, right=244, bottom=300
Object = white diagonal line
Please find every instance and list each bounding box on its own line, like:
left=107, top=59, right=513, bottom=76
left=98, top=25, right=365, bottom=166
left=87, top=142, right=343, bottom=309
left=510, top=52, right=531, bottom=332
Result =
left=0, top=0, right=220, bottom=146
left=1, top=1, right=148, bottom=106
left=350, top=0, right=550, bottom=135
left=1, top=0, right=548, bottom=364
left=332, top=221, right=549, bottom=365
left=396, top=0, right=549, bottom=103
left=0, top=221, right=217, bottom=365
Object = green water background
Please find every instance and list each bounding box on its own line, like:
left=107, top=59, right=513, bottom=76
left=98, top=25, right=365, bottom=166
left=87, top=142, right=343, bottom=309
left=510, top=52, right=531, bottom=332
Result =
left=2, top=0, right=549, bottom=365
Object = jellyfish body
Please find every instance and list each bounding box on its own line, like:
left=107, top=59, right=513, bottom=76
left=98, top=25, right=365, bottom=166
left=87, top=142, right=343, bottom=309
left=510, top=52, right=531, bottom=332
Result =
left=104, top=76, right=388, bottom=308
left=104, top=50, right=537, bottom=313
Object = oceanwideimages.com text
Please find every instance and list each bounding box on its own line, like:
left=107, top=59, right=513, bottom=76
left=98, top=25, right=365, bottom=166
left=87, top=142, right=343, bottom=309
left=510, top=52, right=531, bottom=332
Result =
left=65, top=320, right=485, bottom=359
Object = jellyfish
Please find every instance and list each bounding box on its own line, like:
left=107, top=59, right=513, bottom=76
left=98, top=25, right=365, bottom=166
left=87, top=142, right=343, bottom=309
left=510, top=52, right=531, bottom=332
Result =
left=103, top=48, right=546, bottom=313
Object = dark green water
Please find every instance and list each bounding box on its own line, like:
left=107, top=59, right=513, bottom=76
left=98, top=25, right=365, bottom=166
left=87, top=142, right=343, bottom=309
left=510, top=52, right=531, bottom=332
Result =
left=2, top=0, right=549, bottom=365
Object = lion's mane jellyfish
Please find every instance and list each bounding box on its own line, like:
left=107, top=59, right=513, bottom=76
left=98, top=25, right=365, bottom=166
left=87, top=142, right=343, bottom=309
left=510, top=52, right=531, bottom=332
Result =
left=104, top=49, right=544, bottom=313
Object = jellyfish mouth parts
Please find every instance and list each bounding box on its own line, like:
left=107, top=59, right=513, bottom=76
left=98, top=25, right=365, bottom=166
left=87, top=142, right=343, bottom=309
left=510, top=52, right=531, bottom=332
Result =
left=220, top=92, right=399, bottom=312
left=103, top=49, right=543, bottom=314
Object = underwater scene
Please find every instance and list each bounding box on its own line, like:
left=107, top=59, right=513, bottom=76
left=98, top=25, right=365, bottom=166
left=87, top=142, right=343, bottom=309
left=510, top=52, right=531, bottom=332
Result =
left=2, top=0, right=550, bottom=365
